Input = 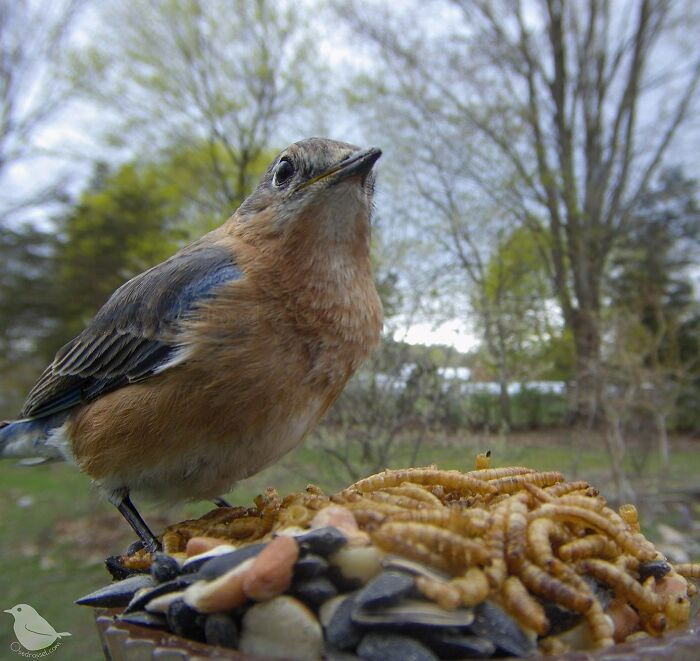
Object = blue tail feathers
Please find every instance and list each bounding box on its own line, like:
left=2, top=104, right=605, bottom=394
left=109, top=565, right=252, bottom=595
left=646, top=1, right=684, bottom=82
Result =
left=0, top=414, right=71, bottom=461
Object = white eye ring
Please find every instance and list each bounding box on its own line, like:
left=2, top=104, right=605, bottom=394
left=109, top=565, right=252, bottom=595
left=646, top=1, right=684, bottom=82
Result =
left=273, top=157, right=295, bottom=187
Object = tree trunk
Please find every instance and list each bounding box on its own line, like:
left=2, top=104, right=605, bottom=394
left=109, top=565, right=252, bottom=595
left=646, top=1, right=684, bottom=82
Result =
left=498, top=378, right=511, bottom=432
left=602, top=412, right=635, bottom=503
left=495, top=312, right=512, bottom=431
left=571, top=307, right=602, bottom=426
left=654, top=410, right=670, bottom=478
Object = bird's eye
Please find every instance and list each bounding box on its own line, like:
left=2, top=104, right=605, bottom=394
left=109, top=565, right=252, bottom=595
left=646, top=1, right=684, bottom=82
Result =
left=273, top=157, right=295, bottom=187
left=16, top=607, right=21, bottom=612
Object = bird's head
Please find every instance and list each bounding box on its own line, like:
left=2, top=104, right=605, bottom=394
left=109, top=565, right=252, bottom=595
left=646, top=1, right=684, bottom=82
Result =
left=3, top=604, right=35, bottom=620
left=235, top=138, right=381, bottom=255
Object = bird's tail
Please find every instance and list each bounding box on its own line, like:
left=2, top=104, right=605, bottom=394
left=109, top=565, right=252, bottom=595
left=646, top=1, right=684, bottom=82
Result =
left=0, top=420, right=15, bottom=457
left=57, top=632, right=72, bottom=637
left=0, top=415, right=70, bottom=462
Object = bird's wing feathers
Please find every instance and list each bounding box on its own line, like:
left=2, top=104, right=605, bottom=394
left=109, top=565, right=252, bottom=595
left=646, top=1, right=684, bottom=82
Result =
left=21, top=240, right=240, bottom=419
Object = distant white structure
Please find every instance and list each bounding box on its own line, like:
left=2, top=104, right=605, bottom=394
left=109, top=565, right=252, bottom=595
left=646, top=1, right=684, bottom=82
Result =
left=457, top=381, right=566, bottom=395
left=366, top=363, right=566, bottom=396
left=438, top=367, right=471, bottom=381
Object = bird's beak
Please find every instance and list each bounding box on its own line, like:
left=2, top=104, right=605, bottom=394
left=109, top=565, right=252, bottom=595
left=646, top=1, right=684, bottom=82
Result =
left=297, top=147, right=382, bottom=190
left=3, top=609, right=11, bottom=613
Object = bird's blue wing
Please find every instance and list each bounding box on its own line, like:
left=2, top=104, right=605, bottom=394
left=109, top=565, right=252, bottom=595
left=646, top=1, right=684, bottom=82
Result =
left=20, top=239, right=241, bottom=419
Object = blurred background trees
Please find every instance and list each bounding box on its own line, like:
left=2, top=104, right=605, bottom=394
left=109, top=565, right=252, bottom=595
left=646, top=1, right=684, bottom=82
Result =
left=1, top=0, right=700, bottom=496
left=333, top=0, right=700, bottom=496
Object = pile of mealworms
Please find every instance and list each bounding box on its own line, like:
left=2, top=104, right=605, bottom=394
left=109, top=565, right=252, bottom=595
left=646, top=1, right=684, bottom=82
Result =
left=144, top=453, right=700, bottom=652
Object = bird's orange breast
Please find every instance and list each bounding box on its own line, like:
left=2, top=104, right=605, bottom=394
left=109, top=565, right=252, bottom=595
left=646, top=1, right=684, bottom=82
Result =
left=69, top=226, right=382, bottom=500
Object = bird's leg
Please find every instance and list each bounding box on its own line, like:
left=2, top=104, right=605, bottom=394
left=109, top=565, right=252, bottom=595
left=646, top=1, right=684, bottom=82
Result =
left=108, top=488, right=161, bottom=553
left=212, top=496, right=232, bottom=508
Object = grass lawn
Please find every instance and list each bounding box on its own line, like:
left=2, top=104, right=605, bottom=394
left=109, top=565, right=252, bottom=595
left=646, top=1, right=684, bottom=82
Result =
left=1, top=429, right=699, bottom=659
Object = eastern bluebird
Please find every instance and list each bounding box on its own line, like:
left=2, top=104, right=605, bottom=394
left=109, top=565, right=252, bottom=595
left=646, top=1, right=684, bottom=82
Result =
left=0, top=138, right=383, bottom=552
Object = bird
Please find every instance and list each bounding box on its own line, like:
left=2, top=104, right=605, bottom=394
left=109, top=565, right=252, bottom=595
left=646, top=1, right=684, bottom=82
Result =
left=0, top=138, right=384, bottom=553
left=3, top=604, right=71, bottom=651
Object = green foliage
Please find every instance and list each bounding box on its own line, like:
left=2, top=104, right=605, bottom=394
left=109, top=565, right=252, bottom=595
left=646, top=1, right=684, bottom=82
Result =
left=475, top=224, right=574, bottom=403
left=52, top=162, right=185, bottom=343
left=461, top=389, right=568, bottom=432
left=0, top=225, right=61, bottom=414
left=483, top=226, right=551, bottom=305
left=531, top=328, right=576, bottom=381
left=158, top=142, right=274, bottom=235
left=0, top=224, right=59, bottom=353
left=611, top=169, right=700, bottom=364
left=606, top=169, right=700, bottom=431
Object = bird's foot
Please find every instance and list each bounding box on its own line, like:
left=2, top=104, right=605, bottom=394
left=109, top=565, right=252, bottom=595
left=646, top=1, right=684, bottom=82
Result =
left=212, top=496, right=232, bottom=508
left=108, top=488, right=162, bottom=554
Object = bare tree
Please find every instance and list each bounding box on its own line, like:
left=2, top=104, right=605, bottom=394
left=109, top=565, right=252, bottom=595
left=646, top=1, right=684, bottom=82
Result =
left=74, top=0, right=324, bottom=214
left=337, top=0, right=700, bottom=423
left=310, top=341, right=452, bottom=483
left=0, top=0, right=85, bottom=220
